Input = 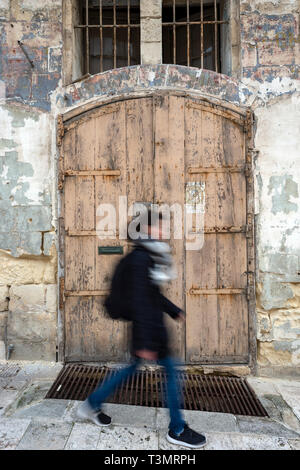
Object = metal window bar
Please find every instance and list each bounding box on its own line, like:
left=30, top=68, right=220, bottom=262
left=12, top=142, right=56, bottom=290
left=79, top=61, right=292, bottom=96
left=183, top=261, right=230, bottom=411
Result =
left=173, top=0, right=176, bottom=64
left=75, top=0, right=140, bottom=75
left=187, top=0, right=190, bottom=67
left=201, top=0, right=203, bottom=68
left=214, top=0, right=218, bottom=72
left=113, top=0, right=117, bottom=69
left=100, top=0, right=103, bottom=72
left=163, top=0, right=228, bottom=71
left=128, top=0, right=130, bottom=66
left=86, top=0, right=90, bottom=75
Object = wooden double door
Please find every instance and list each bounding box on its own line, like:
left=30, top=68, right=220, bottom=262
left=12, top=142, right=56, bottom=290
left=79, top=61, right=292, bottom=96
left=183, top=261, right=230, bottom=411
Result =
left=60, top=94, right=254, bottom=364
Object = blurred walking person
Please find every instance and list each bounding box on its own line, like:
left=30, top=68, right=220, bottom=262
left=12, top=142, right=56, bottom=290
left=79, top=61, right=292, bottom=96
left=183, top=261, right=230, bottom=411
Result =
left=77, top=208, right=207, bottom=449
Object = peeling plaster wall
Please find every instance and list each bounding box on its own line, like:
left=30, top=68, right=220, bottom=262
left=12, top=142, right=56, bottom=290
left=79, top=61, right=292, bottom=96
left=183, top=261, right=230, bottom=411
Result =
left=0, top=0, right=62, bottom=360
left=0, top=1, right=299, bottom=374
left=240, top=0, right=300, bottom=376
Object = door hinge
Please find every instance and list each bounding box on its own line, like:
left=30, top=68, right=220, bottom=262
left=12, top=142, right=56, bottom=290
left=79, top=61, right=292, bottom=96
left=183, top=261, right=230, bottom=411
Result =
left=244, top=163, right=252, bottom=177
left=246, top=223, right=253, bottom=238
left=57, top=115, right=65, bottom=190
left=247, top=284, right=255, bottom=301
left=57, top=115, right=65, bottom=148
left=244, top=109, right=254, bottom=141
left=58, top=157, right=64, bottom=191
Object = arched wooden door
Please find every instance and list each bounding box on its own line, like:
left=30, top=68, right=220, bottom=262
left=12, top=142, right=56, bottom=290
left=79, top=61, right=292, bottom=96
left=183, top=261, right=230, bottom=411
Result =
left=59, top=94, right=254, bottom=364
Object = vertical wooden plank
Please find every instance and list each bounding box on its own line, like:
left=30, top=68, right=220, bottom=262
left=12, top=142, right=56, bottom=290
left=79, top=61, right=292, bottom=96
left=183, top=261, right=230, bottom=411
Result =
left=65, top=176, right=95, bottom=232
left=218, top=294, right=249, bottom=358
left=215, top=172, right=246, bottom=227
left=221, top=118, right=245, bottom=168
left=76, top=176, right=95, bottom=230
left=62, top=127, right=74, bottom=173
left=200, top=108, right=217, bottom=167
left=217, top=233, right=247, bottom=289
left=186, top=294, right=219, bottom=363
left=94, top=101, right=127, bottom=282
left=185, top=98, right=249, bottom=364
left=65, top=236, right=95, bottom=292
left=65, top=296, right=94, bottom=361
left=185, top=104, right=203, bottom=167
left=185, top=99, right=217, bottom=363
left=126, top=98, right=154, bottom=208
left=65, top=296, right=129, bottom=362
left=187, top=233, right=217, bottom=290
left=64, top=177, right=76, bottom=232
left=64, top=118, right=95, bottom=171
left=154, top=95, right=185, bottom=361
left=94, top=101, right=129, bottom=359
left=215, top=115, right=246, bottom=228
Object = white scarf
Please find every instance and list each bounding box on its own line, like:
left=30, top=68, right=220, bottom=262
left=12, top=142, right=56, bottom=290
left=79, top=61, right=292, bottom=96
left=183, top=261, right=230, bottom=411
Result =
left=135, top=239, right=177, bottom=285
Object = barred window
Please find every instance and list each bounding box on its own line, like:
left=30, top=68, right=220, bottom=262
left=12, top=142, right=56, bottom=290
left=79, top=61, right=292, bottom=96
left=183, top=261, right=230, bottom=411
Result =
left=64, top=0, right=236, bottom=84
left=162, top=0, right=228, bottom=72
left=74, top=0, right=141, bottom=75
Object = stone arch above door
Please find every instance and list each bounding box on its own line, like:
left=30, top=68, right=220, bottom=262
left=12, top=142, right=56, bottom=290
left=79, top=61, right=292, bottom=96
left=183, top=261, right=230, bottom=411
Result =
left=58, top=65, right=255, bottom=120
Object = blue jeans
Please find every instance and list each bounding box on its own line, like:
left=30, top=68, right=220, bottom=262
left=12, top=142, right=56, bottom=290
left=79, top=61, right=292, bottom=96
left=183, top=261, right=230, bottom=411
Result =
left=87, top=356, right=186, bottom=435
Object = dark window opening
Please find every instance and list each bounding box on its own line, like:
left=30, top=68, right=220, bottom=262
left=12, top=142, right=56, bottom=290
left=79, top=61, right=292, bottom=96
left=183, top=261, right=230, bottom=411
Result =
left=75, top=0, right=140, bottom=75
left=162, top=0, right=227, bottom=72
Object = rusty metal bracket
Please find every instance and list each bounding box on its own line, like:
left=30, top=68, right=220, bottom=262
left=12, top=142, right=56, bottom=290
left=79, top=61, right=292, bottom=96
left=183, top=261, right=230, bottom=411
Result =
left=245, top=109, right=254, bottom=141
left=18, top=40, right=34, bottom=68
left=57, top=115, right=65, bottom=191
left=244, top=163, right=252, bottom=178
left=57, top=115, right=65, bottom=148
left=190, top=288, right=245, bottom=295
left=64, top=169, right=121, bottom=176
left=58, top=156, right=64, bottom=191
left=246, top=223, right=253, bottom=238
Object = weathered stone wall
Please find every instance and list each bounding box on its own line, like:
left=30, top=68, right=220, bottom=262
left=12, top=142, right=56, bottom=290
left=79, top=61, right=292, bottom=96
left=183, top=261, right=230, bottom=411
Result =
left=140, top=0, right=162, bottom=65
left=0, top=0, right=299, bottom=375
left=240, top=0, right=300, bottom=376
left=0, top=0, right=63, bottom=360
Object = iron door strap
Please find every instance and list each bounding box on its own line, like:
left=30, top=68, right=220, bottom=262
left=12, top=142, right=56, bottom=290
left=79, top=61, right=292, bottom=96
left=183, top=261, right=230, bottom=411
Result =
left=189, top=288, right=246, bottom=295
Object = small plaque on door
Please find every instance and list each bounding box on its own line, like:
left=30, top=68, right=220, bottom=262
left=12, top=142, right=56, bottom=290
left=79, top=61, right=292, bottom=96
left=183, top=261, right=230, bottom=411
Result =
left=98, top=246, right=123, bottom=255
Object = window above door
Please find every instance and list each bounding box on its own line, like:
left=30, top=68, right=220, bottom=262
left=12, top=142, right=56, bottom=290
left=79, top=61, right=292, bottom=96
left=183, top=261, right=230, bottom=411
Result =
left=63, top=0, right=240, bottom=85
left=162, top=0, right=225, bottom=72
left=74, top=0, right=141, bottom=75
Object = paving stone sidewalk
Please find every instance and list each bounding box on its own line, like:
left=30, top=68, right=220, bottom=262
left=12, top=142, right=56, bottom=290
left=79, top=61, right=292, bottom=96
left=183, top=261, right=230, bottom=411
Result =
left=0, top=361, right=300, bottom=450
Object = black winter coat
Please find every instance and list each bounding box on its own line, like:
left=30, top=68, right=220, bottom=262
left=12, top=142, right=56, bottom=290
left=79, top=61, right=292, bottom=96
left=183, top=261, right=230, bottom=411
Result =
left=124, top=244, right=182, bottom=359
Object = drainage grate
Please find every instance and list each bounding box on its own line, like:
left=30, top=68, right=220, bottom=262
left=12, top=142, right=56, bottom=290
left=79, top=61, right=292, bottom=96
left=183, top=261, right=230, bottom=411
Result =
left=45, top=364, right=268, bottom=417
left=0, top=364, right=20, bottom=378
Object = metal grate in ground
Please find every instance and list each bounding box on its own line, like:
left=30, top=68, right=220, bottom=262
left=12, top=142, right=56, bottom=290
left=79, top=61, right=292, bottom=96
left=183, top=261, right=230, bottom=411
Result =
left=45, top=364, right=268, bottom=417
left=0, top=364, right=20, bottom=378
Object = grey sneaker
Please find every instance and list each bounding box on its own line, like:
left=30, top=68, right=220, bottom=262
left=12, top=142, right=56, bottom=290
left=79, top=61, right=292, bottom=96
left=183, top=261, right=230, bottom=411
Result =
left=76, top=400, right=111, bottom=426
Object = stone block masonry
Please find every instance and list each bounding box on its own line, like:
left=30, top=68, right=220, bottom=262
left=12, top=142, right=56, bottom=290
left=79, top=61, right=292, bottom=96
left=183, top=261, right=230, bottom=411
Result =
left=140, top=0, right=162, bottom=65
